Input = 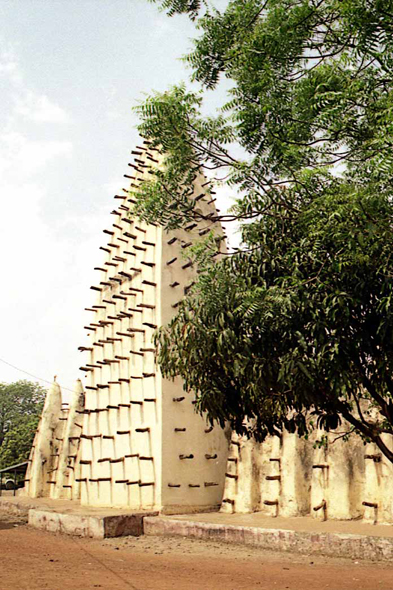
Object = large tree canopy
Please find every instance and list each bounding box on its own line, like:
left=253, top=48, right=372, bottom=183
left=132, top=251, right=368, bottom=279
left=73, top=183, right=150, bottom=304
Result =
left=136, top=0, right=393, bottom=228
left=135, top=0, right=393, bottom=462
left=0, top=381, right=46, bottom=469
left=157, top=186, right=393, bottom=461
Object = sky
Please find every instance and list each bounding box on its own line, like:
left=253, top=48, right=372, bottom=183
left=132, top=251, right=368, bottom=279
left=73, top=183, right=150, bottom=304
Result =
left=0, top=0, right=236, bottom=398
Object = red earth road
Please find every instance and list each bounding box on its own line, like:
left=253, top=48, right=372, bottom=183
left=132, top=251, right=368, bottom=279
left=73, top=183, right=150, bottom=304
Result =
left=0, top=513, right=392, bottom=590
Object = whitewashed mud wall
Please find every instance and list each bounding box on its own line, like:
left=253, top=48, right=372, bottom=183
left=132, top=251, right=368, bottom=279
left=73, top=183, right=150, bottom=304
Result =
left=25, top=140, right=228, bottom=512
left=78, top=141, right=228, bottom=512
left=24, top=379, right=85, bottom=499
left=221, top=426, right=393, bottom=524
left=52, top=380, right=85, bottom=501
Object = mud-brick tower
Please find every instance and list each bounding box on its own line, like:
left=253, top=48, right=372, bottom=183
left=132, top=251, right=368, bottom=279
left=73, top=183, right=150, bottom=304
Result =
left=78, top=141, right=228, bottom=512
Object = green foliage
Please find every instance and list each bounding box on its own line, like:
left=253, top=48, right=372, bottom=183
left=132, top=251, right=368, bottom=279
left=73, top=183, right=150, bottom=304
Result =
left=136, top=0, right=393, bottom=225
left=157, top=185, right=393, bottom=460
left=0, top=416, right=40, bottom=469
left=133, top=84, right=235, bottom=229
left=150, top=0, right=205, bottom=20
left=0, top=381, right=46, bottom=469
left=141, top=1, right=393, bottom=462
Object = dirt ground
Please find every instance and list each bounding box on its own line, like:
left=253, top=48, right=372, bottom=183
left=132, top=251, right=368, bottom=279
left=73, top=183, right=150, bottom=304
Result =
left=0, top=512, right=392, bottom=590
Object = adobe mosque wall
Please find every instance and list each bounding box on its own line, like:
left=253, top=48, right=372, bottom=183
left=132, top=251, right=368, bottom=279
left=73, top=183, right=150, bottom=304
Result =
left=23, top=140, right=229, bottom=513
left=221, top=427, right=393, bottom=525
left=22, top=140, right=393, bottom=524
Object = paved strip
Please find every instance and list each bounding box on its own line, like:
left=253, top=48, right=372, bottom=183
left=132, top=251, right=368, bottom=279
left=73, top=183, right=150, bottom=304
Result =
left=144, top=516, right=393, bottom=561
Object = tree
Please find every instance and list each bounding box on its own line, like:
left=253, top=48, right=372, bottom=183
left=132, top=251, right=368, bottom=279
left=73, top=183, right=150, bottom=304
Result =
left=0, top=381, right=46, bottom=468
left=158, top=186, right=393, bottom=461
left=136, top=0, right=393, bottom=229
left=135, top=1, right=393, bottom=461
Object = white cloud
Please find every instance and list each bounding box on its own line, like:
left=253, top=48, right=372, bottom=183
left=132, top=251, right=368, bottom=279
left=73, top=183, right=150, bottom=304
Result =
left=102, top=179, right=123, bottom=195
left=0, top=50, right=23, bottom=86
left=15, top=92, right=70, bottom=124
left=0, top=172, right=109, bottom=397
left=0, top=47, right=70, bottom=129
left=106, top=109, right=122, bottom=121
left=0, top=131, right=73, bottom=179
left=0, top=46, right=78, bottom=390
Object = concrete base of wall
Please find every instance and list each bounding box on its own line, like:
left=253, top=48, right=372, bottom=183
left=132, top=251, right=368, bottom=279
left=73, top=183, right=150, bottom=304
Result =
left=29, top=508, right=157, bottom=539
left=0, top=494, right=157, bottom=539
left=0, top=494, right=36, bottom=518
left=143, top=514, right=393, bottom=562
left=4, top=494, right=393, bottom=560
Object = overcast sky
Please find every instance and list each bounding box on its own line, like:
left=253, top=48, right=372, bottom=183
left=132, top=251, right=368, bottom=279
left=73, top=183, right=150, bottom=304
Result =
left=0, top=0, right=236, bottom=398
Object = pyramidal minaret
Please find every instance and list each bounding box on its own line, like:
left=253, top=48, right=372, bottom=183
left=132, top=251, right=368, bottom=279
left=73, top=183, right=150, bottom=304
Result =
left=78, top=140, right=228, bottom=512
left=23, top=140, right=229, bottom=513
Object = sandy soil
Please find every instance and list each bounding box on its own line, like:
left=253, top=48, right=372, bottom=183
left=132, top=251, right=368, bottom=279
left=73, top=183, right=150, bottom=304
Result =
left=0, top=512, right=392, bottom=590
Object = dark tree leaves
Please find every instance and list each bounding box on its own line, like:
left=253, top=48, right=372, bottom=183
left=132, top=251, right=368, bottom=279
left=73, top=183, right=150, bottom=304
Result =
left=0, top=381, right=46, bottom=469
left=140, top=1, right=393, bottom=463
